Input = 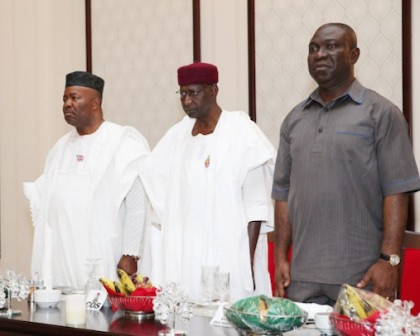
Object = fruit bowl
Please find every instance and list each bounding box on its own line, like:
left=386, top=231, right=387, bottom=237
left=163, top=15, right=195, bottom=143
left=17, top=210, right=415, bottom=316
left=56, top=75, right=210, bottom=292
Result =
left=108, top=295, right=155, bottom=316
left=224, top=296, right=308, bottom=335
left=330, top=312, right=375, bottom=336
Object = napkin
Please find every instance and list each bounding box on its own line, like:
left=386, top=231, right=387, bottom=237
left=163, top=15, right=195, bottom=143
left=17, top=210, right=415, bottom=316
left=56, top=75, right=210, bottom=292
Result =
left=294, top=302, right=333, bottom=320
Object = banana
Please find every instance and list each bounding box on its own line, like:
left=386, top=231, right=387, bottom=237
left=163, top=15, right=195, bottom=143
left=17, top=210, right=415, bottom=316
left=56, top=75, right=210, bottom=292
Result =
left=100, top=270, right=154, bottom=296
left=113, top=280, right=127, bottom=295
left=347, top=285, right=366, bottom=319
left=339, top=284, right=376, bottom=320
left=99, top=277, right=116, bottom=292
left=117, top=269, right=136, bottom=294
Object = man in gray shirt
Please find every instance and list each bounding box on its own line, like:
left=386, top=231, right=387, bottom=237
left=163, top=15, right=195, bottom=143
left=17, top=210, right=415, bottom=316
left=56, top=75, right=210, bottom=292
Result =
left=272, top=23, right=420, bottom=305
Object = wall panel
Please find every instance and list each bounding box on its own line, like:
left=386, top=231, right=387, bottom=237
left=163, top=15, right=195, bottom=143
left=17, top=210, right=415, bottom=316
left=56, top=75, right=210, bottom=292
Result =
left=90, top=0, right=196, bottom=147
left=252, top=0, right=403, bottom=147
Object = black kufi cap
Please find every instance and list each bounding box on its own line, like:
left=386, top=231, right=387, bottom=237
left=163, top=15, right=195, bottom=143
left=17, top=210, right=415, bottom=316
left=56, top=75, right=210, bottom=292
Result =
left=65, top=71, right=104, bottom=94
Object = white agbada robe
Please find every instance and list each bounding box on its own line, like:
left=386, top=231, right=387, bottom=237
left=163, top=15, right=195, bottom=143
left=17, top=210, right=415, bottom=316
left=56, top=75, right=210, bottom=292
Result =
left=140, top=111, right=276, bottom=302
left=24, top=121, right=150, bottom=289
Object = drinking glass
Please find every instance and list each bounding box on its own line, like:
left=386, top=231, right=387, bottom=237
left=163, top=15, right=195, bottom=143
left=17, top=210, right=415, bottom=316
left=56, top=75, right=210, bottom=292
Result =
left=84, top=258, right=102, bottom=293
left=215, top=272, right=230, bottom=303
left=201, top=265, right=219, bottom=305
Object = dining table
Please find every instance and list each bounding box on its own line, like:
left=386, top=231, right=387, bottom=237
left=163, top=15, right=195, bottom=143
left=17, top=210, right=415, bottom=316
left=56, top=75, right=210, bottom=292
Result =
left=0, top=299, right=324, bottom=336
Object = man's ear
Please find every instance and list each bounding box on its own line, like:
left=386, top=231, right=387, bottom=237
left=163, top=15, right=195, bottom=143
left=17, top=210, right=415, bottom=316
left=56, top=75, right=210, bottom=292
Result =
left=91, top=96, right=101, bottom=110
left=351, top=47, right=360, bottom=64
left=210, top=84, right=219, bottom=97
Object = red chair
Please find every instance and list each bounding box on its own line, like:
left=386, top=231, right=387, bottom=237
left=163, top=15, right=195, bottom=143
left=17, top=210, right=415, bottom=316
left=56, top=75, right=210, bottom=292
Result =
left=267, top=241, right=292, bottom=294
left=399, top=230, right=420, bottom=315
left=268, top=241, right=276, bottom=293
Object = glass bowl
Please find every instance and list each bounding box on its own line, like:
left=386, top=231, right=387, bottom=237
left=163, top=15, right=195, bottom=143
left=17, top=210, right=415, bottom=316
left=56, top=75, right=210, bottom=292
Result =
left=108, top=295, right=155, bottom=315
left=224, top=304, right=308, bottom=335
left=329, top=312, right=375, bottom=336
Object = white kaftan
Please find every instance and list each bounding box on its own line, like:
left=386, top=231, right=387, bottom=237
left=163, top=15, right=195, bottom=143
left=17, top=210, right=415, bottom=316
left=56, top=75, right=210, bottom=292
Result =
left=140, top=111, right=276, bottom=302
left=24, top=121, right=150, bottom=289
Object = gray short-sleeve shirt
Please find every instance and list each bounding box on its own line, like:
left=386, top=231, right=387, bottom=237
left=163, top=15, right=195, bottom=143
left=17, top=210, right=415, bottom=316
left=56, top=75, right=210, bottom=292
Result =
left=272, top=79, right=420, bottom=285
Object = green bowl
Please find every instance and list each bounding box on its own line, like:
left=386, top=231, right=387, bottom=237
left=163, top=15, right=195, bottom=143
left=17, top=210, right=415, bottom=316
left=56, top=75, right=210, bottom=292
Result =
left=224, top=295, right=308, bottom=335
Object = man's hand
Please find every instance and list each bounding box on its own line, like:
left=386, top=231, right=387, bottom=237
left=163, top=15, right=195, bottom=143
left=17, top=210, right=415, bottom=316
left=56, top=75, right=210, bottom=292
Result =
left=274, top=260, right=291, bottom=297
left=273, top=200, right=292, bottom=298
left=358, top=193, right=409, bottom=301
left=356, top=260, right=398, bottom=300
left=117, top=255, right=138, bottom=276
left=248, top=221, right=262, bottom=290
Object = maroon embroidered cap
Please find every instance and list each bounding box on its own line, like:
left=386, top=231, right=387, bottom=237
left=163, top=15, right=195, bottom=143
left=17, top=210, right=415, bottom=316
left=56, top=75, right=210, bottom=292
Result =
left=177, top=62, right=218, bottom=86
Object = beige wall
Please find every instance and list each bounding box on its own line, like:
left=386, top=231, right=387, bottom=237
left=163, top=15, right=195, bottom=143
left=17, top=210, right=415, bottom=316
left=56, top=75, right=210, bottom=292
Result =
left=200, top=0, right=249, bottom=114
left=0, top=0, right=86, bottom=274
left=1, top=0, right=419, bottom=277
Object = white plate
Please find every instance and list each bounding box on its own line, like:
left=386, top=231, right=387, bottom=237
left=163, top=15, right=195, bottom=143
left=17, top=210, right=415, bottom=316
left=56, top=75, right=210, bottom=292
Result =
left=36, top=301, right=60, bottom=309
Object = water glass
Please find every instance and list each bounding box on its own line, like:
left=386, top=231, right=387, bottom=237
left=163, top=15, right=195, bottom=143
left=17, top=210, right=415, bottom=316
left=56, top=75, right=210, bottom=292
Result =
left=201, top=265, right=219, bottom=304
left=215, top=272, right=230, bottom=303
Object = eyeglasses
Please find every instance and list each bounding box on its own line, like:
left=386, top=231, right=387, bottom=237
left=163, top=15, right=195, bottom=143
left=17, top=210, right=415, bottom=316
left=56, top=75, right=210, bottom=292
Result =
left=177, top=85, right=211, bottom=99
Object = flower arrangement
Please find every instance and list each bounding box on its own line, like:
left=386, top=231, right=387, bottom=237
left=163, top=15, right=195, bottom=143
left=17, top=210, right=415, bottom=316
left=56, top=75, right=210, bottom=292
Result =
left=0, top=270, right=30, bottom=317
left=153, top=282, right=193, bottom=335
left=376, top=300, right=420, bottom=336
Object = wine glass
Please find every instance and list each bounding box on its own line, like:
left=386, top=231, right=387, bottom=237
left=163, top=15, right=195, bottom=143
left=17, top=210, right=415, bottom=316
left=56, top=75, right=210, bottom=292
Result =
left=84, top=258, right=102, bottom=293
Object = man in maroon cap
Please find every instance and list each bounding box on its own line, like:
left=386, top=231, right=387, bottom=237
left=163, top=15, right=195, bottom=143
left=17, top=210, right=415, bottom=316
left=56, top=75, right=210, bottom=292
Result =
left=140, top=62, right=276, bottom=303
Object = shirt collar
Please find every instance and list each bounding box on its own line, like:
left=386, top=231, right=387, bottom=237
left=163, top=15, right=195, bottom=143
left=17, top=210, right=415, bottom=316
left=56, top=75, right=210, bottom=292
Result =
left=302, top=79, right=365, bottom=109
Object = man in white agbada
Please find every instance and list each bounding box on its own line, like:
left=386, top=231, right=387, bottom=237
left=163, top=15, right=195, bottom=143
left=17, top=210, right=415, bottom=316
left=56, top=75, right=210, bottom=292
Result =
left=140, top=62, right=276, bottom=302
left=24, top=71, right=150, bottom=290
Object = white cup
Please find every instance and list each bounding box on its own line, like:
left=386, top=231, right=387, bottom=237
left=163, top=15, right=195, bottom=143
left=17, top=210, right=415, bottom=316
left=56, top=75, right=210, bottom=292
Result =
left=65, top=292, right=86, bottom=326
left=314, top=312, right=334, bottom=335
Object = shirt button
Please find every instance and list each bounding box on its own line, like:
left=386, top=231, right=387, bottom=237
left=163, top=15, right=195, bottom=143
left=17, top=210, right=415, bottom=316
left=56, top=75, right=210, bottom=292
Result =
left=318, top=127, right=323, bottom=133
